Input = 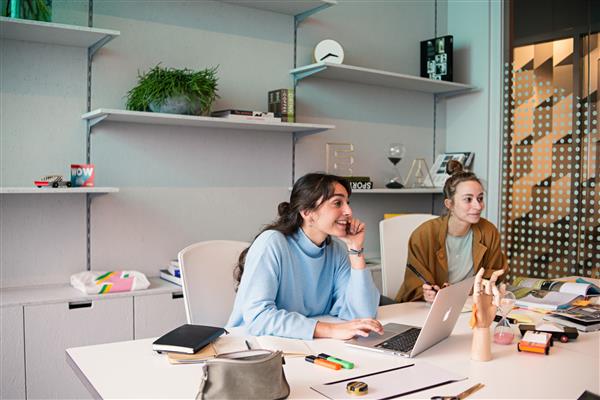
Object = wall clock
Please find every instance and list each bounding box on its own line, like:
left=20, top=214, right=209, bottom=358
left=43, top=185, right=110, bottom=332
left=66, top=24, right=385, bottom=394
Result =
left=314, top=39, right=344, bottom=64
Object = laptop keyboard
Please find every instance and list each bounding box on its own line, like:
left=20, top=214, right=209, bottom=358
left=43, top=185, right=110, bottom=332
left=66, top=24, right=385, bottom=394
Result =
left=377, top=327, right=421, bottom=353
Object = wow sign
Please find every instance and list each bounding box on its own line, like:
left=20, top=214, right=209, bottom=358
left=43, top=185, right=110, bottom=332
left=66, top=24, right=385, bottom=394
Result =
left=71, top=164, right=95, bottom=187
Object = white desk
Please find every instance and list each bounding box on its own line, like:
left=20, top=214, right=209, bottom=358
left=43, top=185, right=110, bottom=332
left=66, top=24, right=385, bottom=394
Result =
left=67, top=302, right=600, bottom=399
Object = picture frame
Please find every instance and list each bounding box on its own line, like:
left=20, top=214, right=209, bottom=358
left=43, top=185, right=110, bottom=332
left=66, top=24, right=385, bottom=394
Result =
left=429, top=152, right=474, bottom=187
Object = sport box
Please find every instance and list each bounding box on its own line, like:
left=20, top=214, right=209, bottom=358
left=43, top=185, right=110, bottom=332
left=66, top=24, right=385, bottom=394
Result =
left=71, top=164, right=95, bottom=187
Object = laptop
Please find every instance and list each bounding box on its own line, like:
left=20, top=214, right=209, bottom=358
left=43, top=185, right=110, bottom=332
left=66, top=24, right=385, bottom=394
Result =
left=346, top=276, right=475, bottom=358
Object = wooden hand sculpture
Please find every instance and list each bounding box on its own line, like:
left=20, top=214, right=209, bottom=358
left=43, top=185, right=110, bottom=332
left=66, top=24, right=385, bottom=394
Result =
left=470, top=268, right=505, bottom=361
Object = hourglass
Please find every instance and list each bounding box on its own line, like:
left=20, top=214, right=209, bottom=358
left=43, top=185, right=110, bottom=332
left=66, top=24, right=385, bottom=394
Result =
left=385, top=143, right=406, bottom=189
left=493, top=291, right=516, bottom=345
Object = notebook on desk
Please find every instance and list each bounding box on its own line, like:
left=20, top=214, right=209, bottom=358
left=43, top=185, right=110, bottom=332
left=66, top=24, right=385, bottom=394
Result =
left=346, top=276, right=474, bottom=358
left=152, top=324, right=226, bottom=354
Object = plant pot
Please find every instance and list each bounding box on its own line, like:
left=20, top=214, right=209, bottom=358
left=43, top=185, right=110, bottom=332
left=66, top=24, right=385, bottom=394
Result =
left=3, top=0, right=52, bottom=22
left=149, top=95, right=202, bottom=115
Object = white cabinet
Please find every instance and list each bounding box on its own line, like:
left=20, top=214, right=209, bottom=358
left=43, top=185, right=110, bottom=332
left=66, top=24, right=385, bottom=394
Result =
left=1, top=305, right=25, bottom=399
left=134, top=291, right=186, bottom=339
left=24, top=297, right=133, bottom=399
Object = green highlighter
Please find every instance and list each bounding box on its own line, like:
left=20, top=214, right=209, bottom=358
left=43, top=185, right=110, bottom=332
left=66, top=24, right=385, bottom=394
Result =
left=318, top=353, right=354, bottom=369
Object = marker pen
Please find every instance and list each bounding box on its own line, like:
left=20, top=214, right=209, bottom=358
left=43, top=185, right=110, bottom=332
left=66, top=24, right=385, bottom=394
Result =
left=305, top=355, right=341, bottom=370
left=407, top=263, right=439, bottom=292
left=317, top=353, right=354, bottom=369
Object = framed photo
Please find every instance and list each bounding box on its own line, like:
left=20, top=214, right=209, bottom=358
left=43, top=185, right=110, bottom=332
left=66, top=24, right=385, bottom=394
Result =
left=420, top=35, right=453, bottom=81
left=429, top=152, right=474, bottom=187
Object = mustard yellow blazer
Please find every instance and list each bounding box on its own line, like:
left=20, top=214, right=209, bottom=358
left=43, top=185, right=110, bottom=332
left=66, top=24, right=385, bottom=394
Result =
left=395, top=214, right=508, bottom=302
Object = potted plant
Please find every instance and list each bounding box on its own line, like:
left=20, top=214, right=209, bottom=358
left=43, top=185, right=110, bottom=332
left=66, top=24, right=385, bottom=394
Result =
left=126, top=64, right=219, bottom=116
left=3, top=0, right=52, bottom=21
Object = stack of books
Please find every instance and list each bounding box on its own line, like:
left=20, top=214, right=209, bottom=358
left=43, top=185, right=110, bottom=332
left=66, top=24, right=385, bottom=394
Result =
left=160, top=259, right=181, bottom=286
left=211, top=109, right=281, bottom=123
left=268, top=88, right=294, bottom=122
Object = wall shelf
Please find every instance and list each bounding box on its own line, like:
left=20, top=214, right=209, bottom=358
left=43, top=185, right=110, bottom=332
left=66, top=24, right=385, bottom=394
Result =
left=0, top=187, right=119, bottom=194
left=291, top=62, right=477, bottom=95
left=0, top=17, right=119, bottom=53
left=221, top=0, right=335, bottom=18
left=83, top=109, right=334, bottom=134
left=353, top=188, right=443, bottom=194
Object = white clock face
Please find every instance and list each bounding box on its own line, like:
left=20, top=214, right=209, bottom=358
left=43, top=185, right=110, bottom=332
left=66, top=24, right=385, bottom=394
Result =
left=314, top=39, right=344, bottom=64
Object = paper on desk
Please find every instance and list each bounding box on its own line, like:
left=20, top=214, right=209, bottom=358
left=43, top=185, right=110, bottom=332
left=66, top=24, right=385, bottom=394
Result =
left=311, top=361, right=466, bottom=400
left=213, top=335, right=249, bottom=354
left=166, top=343, right=216, bottom=364
left=255, top=335, right=313, bottom=356
left=507, top=311, right=533, bottom=324
left=166, top=336, right=250, bottom=364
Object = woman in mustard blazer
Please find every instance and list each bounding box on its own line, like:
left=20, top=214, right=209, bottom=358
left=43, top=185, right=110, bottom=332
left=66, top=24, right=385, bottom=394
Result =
left=395, top=160, right=508, bottom=303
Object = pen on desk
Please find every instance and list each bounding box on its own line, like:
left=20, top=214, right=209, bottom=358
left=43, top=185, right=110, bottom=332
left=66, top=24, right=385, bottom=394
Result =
left=317, top=353, right=354, bottom=369
left=245, top=340, right=252, bottom=350
left=406, top=263, right=438, bottom=292
left=305, top=355, right=341, bottom=370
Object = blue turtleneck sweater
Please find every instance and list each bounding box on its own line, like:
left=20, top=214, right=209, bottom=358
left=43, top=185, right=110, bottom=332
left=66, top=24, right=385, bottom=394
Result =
left=226, top=228, right=380, bottom=339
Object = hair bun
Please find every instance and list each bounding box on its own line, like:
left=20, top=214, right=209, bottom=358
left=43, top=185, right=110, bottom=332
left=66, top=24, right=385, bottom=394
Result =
left=277, top=202, right=291, bottom=217
left=446, top=159, right=464, bottom=175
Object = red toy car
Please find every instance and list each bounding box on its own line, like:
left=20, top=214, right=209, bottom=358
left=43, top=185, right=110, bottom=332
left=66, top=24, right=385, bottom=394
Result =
left=34, top=175, right=71, bottom=188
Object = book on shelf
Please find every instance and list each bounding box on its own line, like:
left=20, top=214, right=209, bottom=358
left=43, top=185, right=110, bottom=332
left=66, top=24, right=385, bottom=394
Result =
left=219, top=114, right=282, bottom=123
left=211, top=109, right=280, bottom=120
left=152, top=324, right=226, bottom=354
left=211, top=109, right=255, bottom=117
left=160, top=269, right=181, bottom=286
left=429, top=152, right=474, bottom=187
left=510, top=276, right=600, bottom=311
left=268, top=88, right=295, bottom=122
left=166, top=334, right=312, bottom=364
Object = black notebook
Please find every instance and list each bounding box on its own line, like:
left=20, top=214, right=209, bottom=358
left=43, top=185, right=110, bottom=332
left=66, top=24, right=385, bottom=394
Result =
left=152, top=324, right=226, bottom=354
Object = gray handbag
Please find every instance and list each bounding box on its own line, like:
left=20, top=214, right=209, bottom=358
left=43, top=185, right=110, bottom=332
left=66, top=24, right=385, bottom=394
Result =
left=197, top=349, right=290, bottom=400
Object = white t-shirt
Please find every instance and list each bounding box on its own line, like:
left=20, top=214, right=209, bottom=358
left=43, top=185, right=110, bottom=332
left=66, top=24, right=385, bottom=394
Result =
left=446, top=228, right=474, bottom=284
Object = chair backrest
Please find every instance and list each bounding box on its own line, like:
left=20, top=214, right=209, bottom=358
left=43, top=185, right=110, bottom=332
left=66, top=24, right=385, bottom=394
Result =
left=379, top=214, right=437, bottom=298
left=178, top=240, right=249, bottom=326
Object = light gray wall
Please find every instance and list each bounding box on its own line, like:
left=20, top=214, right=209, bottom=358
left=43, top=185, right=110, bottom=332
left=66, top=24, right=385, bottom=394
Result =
left=294, top=0, right=448, bottom=256
left=1, top=0, right=501, bottom=287
left=0, top=1, right=89, bottom=286
left=88, top=0, right=295, bottom=274
left=444, top=0, right=503, bottom=225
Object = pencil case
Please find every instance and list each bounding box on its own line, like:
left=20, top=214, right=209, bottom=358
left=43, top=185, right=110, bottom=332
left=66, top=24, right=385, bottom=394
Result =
left=70, top=270, right=150, bottom=294
left=196, top=349, right=289, bottom=400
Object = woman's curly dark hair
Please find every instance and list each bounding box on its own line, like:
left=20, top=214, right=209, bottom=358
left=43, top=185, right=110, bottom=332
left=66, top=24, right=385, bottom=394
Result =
left=233, top=173, right=351, bottom=289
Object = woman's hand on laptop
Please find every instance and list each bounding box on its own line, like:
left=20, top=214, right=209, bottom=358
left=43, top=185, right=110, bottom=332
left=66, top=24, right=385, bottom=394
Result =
left=314, top=319, right=384, bottom=340
left=423, top=282, right=449, bottom=303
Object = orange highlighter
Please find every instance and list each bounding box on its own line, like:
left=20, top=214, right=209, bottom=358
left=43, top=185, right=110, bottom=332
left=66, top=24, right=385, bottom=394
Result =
left=305, top=355, right=341, bottom=370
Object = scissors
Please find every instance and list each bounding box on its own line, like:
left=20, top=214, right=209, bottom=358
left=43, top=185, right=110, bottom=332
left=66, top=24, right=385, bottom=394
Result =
left=430, top=383, right=485, bottom=400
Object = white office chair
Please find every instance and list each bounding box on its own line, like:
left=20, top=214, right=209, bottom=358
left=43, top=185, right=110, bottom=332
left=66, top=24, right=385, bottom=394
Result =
left=178, top=240, right=249, bottom=326
left=379, top=214, right=437, bottom=299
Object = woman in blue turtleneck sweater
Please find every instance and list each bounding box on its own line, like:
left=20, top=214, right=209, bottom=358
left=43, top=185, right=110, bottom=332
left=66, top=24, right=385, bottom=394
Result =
left=227, top=173, right=382, bottom=340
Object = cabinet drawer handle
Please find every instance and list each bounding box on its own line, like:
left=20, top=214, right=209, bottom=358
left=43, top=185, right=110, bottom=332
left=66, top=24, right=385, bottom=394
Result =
left=69, top=301, right=92, bottom=309
left=172, top=292, right=184, bottom=299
